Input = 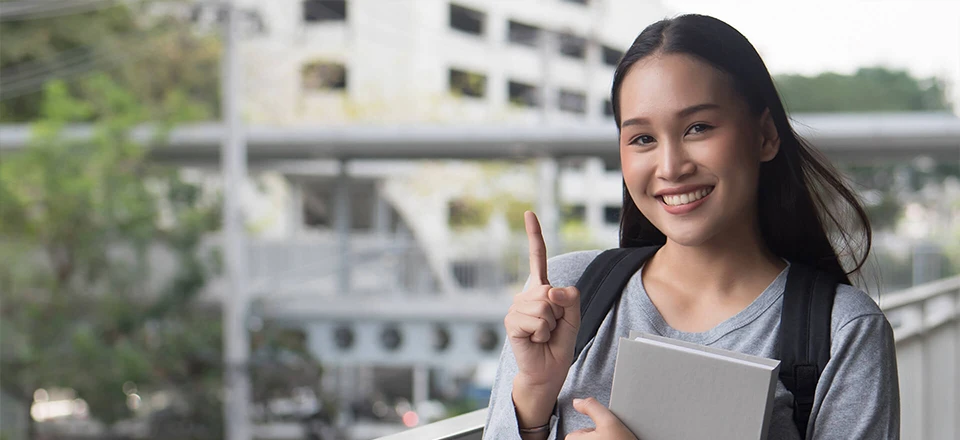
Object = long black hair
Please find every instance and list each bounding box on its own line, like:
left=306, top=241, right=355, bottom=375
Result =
left=611, top=14, right=871, bottom=285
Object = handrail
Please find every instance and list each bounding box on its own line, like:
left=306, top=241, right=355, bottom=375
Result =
left=877, top=275, right=960, bottom=310
left=374, top=409, right=487, bottom=440
left=373, top=274, right=960, bottom=440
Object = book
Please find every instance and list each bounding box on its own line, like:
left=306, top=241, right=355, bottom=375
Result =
left=607, top=332, right=781, bottom=440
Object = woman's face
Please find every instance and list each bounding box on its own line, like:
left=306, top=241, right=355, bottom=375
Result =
left=618, top=53, right=779, bottom=248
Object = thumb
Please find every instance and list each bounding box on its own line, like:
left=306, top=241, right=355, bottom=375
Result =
left=572, top=397, right=617, bottom=428
left=548, top=286, right=580, bottom=333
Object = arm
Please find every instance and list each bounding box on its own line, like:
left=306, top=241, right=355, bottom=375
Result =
left=809, top=313, right=900, bottom=439
left=483, top=212, right=582, bottom=439
left=483, top=337, right=561, bottom=440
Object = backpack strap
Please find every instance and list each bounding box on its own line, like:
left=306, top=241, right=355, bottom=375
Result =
left=572, top=246, right=660, bottom=364
left=778, top=263, right=838, bottom=439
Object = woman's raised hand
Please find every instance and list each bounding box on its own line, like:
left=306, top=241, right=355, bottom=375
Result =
left=505, top=211, right=582, bottom=390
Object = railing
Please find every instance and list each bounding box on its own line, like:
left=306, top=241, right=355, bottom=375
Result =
left=376, top=275, right=960, bottom=440
left=880, top=275, right=960, bottom=440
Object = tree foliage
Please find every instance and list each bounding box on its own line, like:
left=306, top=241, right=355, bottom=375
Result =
left=0, top=0, right=220, bottom=123
left=774, top=67, right=951, bottom=113
left=0, top=74, right=223, bottom=436
left=0, top=5, right=333, bottom=437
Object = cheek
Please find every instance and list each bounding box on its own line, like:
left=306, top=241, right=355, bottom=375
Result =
left=619, top=150, right=640, bottom=185
left=619, top=150, right=655, bottom=199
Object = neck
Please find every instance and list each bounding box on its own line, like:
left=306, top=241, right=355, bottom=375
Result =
left=651, top=220, right=785, bottom=296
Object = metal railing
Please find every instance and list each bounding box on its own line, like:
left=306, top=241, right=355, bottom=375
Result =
left=376, top=275, right=960, bottom=440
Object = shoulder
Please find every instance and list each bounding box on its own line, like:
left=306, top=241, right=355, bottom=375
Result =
left=828, top=283, right=895, bottom=351
left=830, top=283, right=886, bottom=330
left=545, top=249, right=606, bottom=287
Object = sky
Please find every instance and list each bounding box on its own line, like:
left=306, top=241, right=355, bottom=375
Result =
left=657, top=0, right=960, bottom=112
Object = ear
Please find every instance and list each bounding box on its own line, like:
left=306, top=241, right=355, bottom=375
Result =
left=758, top=108, right=780, bottom=163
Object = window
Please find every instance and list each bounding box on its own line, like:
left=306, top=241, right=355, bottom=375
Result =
left=448, top=198, right=491, bottom=228
left=303, top=0, right=346, bottom=22
left=558, top=89, right=586, bottom=114
left=508, top=80, right=540, bottom=108
left=302, top=62, right=347, bottom=90
left=603, top=159, right=620, bottom=172
left=602, top=45, right=622, bottom=66
left=449, top=69, right=487, bottom=98
left=603, top=99, right=614, bottom=117
left=558, top=32, right=587, bottom=59
left=563, top=205, right=586, bottom=223
left=449, top=3, right=485, bottom=36
left=507, top=20, right=540, bottom=47
left=604, top=205, right=621, bottom=225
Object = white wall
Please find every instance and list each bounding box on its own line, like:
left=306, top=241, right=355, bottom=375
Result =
left=239, top=0, right=668, bottom=125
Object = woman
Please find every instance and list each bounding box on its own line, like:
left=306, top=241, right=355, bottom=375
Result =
left=483, top=14, right=899, bottom=440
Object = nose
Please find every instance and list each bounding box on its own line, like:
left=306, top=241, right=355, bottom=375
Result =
left=655, top=139, right=696, bottom=182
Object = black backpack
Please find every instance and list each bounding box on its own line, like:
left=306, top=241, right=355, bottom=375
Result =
left=572, top=246, right=838, bottom=438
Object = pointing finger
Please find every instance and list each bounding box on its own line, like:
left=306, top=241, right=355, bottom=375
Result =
left=525, top=211, right=549, bottom=285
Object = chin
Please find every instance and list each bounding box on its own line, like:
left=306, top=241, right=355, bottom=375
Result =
left=657, top=224, right=720, bottom=248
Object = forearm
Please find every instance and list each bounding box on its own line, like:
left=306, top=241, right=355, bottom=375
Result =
left=512, top=375, right=562, bottom=440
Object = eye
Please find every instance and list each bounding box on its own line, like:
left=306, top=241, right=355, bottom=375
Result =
left=630, top=134, right=656, bottom=146
left=686, top=123, right=713, bottom=135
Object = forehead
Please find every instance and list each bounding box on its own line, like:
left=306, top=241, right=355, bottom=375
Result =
left=619, top=53, right=738, bottom=117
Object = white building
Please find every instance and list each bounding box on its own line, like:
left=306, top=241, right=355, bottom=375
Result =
left=211, top=0, right=671, bottom=292
left=237, top=0, right=668, bottom=126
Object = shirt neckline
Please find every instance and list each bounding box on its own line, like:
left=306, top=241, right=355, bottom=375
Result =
left=631, top=262, right=790, bottom=345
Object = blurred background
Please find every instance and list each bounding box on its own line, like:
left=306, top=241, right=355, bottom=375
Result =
left=0, top=0, right=958, bottom=439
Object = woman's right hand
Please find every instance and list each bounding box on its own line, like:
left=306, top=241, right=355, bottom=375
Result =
left=505, top=211, right=582, bottom=392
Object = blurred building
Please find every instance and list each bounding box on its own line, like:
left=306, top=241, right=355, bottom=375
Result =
left=234, top=0, right=665, bottom=125
left=210, top=0, right=669, bottom=245
left=198, top=0, right=670, bottom=431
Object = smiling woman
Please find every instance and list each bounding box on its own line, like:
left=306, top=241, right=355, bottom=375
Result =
left=484, top=14, right=899, bottom=440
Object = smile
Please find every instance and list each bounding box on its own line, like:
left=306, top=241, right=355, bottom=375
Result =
left=658, top=186, right=714, bottom=207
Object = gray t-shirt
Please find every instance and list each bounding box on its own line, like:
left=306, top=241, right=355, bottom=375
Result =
left=483, top=250, right=900, bottom=439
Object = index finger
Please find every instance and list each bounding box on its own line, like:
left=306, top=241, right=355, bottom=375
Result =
left=525, top=211, right=549, bottom=286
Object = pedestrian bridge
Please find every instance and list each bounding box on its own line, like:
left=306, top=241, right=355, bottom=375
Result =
left=376, top=275, right=960, bottom=440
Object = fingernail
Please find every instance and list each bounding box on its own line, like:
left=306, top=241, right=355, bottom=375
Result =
left=573, top=398, right=583, bottom=407
left=551, top=288, right=566, bottom=301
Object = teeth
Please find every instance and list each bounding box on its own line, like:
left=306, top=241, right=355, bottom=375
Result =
left=662, top=187, right=712, bottom=206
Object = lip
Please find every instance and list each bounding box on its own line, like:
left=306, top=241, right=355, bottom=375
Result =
left=658, top=187, right=713, bottom=215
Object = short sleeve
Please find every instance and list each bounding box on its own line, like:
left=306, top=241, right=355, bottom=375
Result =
left=807, top=313, right=900, bottom=439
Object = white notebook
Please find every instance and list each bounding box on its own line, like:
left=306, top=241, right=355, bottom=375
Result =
left=608, top=332, right=781, bottom=440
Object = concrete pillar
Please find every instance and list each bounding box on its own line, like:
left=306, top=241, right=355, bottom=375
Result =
left=374, top=181, right=392, bottom=238
left=486, top=4, right=508, bottom=112
left=286, top=178, right=304, bottom=237
left=335, top=160, right=351, bottom=295
left=539, top=30, right=556, bottom=123
left=537, top=157, right=560, bottom=255
left=584, top=41, right=602, bottom=122
left=337, top=365, right=355, bottom=427
left=413, top=364, right=430, bottom=410
left=584, top=157, right=605, bottom=233
left=912, top=242, right=942, bottom=286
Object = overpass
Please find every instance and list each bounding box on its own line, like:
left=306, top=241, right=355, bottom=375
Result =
left=2, top=112, right=959, bottom=164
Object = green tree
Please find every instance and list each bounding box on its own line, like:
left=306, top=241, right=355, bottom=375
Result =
left=774, top=67, right=957, bottom=258
left=774, top=67, right=951, bottom=113
left=0, top=76, right=223, bottom=437
left=0, top=0, right=221, bottom=122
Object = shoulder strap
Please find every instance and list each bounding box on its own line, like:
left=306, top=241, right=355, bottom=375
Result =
left=778, top=263, right=838, bottom=439
left=572, top=246, right=660, bottom=365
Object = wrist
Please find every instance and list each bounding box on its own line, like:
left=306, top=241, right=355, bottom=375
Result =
left=513, top=372, right=564, bottom=393
left=512, top=376, right=561, bottom=431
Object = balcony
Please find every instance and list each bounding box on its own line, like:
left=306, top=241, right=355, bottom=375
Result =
left=375, top=275, right=960, bottom=440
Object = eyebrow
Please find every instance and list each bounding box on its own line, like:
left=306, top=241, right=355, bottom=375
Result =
left=620, top=103, right=721, bottom=129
